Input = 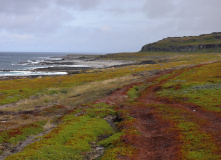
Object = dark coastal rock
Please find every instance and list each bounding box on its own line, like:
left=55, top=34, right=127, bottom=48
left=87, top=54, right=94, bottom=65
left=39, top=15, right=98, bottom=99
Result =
left=85, top=145, right=104, bottom=160
left=141, top=43, right=221, bottom=52
left=139, top=60, right=156, bottom=64
left=35, top=67, right=92, bottom=72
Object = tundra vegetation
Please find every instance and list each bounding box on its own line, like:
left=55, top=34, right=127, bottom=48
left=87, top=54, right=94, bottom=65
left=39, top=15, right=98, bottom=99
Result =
left=0, top=34, right=221, bottom=159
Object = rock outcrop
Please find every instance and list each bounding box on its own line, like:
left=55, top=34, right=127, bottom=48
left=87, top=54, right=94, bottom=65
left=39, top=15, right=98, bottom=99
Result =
left=141, top=32, right=221, bottom=52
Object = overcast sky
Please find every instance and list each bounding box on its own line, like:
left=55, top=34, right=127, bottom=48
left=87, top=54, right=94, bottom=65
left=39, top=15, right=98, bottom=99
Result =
left=0, top=0, right=220, bottom=53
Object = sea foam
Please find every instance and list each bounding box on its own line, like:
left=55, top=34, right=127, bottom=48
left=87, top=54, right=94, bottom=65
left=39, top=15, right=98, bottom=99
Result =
left=0, top=71, right=67, bottom=77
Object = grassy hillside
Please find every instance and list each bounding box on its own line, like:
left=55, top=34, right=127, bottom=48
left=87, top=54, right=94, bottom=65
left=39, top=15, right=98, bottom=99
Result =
left=152, top=32, right=221, bottom=45
left=141, top=32, right=221, bottom=52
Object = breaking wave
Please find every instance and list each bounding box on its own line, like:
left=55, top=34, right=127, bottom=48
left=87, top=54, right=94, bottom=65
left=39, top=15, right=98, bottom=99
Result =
left=0, top=71, right=67, bottom=77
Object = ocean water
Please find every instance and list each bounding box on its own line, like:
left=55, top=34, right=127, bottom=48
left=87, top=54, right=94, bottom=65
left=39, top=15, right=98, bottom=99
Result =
left=0, top=52, right=68, bottom=76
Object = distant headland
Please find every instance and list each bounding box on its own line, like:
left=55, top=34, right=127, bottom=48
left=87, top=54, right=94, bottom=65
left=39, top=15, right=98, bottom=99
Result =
left=141, top=32, right=221, bottom=52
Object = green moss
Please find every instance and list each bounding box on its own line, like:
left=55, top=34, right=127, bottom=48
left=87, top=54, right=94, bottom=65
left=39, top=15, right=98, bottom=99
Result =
left=100, top=145, right=134, bottom=160
left=158, top=105, right=220, bottom=160
left=6, top=115, right=113, bottom=160
left=127, top=84, right=149, bottom=100
left=0, top=121, right=46, bottom=145
left=85, top=103, right=116, bottom=118
left=98, top=133, right=122, bottom=147
left=5, top=103, right=118, bottom=159
left=157, top=62, right=221, bottom=113
left=127, top=86, right=139, bottom=99
left=93, top=103, right=113, bottom=108
left=86, top=108, right=116, bottom=118
left=98, top=111, right=138, bottom=159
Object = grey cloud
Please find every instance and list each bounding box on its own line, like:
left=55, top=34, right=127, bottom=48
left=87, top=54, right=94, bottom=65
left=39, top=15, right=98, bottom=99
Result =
left=143, top=0, right=175, bottom=18
left=0, top=8, right=74, bottom=34
left=143, top=0, right=221, bottom=33
left=106, top=0, right=145, bottom=15
left=0, top=0, right=101, bottom=34
left=0, top=0, right=50, bottom=15
left=107, top=6, right=142, bottom=16
left=176, top=0, right=221, bottom=32
left=55, top=0, right=101, bottom=10
left=0, top=0, right=220, bottom=53
left=107, top=7, right=126, bottom=15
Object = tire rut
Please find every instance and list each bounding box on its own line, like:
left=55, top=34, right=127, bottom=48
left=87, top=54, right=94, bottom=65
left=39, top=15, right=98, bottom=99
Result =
left=94, top=63, right=221, bottom=159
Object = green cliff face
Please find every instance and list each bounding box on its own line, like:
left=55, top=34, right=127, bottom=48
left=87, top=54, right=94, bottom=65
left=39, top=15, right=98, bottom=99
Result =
left=141, top=32, right=221, bottom=52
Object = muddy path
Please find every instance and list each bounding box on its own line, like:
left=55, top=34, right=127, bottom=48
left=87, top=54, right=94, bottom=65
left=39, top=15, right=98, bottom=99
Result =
left=95, top=70, right=181, bottom=159
left=95, top=64, right=221, bottom=159
left=128, top=70, right=183, bottom=160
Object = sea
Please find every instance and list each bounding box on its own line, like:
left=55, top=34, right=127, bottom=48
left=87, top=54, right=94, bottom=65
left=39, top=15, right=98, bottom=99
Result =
left=0, top=52, right=71, bottom=77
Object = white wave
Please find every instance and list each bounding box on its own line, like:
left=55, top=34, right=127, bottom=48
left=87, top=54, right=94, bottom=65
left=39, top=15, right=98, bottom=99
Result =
left=0, top=71, right=67, bottom=77
left=38, top=57, right=50, bottom=59
left=15, top=60, right=44, bottom=66
left=28, top=60, right=44, bottom=64
left=16, top=59, right=62, bottom=66
left=64, top=65, right=89, bottom=67
left=26, top=65, right=89, bottom=70
left=25, top=66, right=48, bottom=70
left=51, top=65, right=90, bottom=67
left=51, top=58, right=63, bottom=60
left=39, top=57, right=63, bottom=61
left=11, top=62, right=18, bottom=65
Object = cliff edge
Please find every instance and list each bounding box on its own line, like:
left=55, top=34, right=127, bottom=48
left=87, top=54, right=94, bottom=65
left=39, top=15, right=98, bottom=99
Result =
left=141, top=32, right=221, bottom=52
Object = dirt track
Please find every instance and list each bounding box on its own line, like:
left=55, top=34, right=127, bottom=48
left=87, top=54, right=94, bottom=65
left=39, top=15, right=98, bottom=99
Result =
left=95, top=65, right=221, bottom=159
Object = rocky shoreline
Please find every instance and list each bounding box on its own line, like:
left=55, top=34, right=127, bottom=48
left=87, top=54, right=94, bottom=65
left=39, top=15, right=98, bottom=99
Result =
left=0, top=54, right=135, bottom=80
left=32, top=54, right=135, bottom=71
